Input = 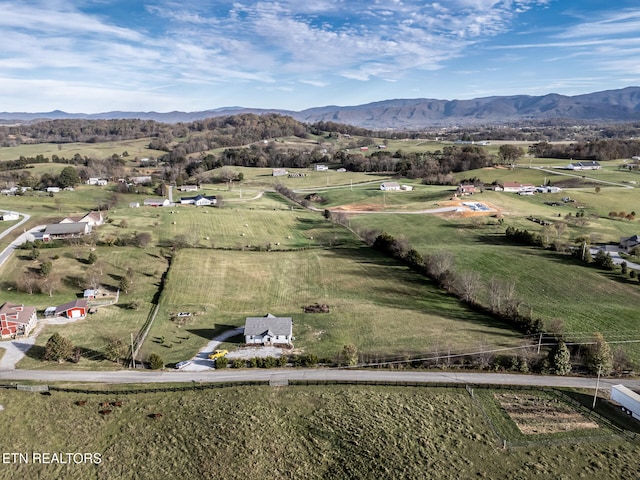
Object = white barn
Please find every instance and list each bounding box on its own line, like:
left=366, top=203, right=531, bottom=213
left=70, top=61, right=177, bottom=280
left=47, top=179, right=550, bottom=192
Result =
left=380, top=182, right=401, bottom=191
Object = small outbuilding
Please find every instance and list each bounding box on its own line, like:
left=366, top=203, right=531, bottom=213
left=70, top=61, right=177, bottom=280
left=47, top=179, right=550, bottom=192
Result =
left=55, top=299, right=88, bottom=319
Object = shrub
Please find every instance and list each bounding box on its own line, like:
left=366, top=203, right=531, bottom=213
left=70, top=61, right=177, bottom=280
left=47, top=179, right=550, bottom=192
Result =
left=232, top=359, right=245, bottom=369
left=148, top=353, right=164, bottom=370
left=215, top=356, right=229, bottom=369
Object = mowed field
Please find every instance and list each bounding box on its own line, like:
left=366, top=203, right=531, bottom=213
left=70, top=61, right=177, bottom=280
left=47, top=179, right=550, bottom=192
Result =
left=141, top=247, right=523, bottom=363
left=0, top=385, right=637, bottom=480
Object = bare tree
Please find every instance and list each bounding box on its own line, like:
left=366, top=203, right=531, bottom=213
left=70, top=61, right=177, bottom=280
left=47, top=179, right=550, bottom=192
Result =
left=426, top=250, right=455, bottom=280
left=488, top=276, right=504, bottom=313
left=19, top=272, right=38, bottom=295
left=457, top=271, right=482, bottom=304
left=40, top=274, right=61, bottom=297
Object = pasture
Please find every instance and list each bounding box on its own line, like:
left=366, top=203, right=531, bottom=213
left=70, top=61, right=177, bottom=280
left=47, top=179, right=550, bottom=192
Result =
left=140, top=247, right=523, bottom=363
left=0, top=384, right=637, bottom=480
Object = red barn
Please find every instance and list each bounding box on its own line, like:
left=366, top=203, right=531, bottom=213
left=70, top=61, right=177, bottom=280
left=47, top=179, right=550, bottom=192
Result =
left=0, top=302, right=37, bottom=338
left=55, top=299, right=88, bottom=319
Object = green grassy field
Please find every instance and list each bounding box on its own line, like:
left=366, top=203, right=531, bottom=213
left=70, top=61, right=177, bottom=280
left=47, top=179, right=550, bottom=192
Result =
left=141, top=247, right=523, bottom=364
left=0, top=139, right=166, bottom=162
left=0, top=385, right=637, bottom=480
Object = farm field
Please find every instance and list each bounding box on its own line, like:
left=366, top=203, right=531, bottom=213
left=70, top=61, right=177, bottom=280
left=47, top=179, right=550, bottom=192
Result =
left=0, top=384, right=637, bottom=480
left=140, top=247, right=523, bottom=364
left=0, top=139, right=167, bottom=162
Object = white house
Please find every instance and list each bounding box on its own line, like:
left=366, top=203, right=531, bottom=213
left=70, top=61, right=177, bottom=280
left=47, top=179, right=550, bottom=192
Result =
left=0, top=302, right=37, bottom=338
left=567, top=161, right=601, bottom=170
left=313, top=164, right=329, bottom=171
left=272, top=168, right=288, bottom=177
left=380, top=182, right=401, bottom=191
left=46, top=187, right=61, bottom=193
left=244, top=314, right=293, bottom=346
left=86, top=178, right=107, bottom=186
left=179, top=194, right=217, bottom=206
left=0, top=212, right=19, bottom=221
left=400, top=185, right=414, bottom=191
left=178, top=185, right=199, bottom=192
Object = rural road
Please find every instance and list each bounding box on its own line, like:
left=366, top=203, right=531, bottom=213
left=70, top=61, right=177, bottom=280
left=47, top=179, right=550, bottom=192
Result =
left=0, top=368, right=638, bottom=391
left=0, top=210, right=34, bottom=268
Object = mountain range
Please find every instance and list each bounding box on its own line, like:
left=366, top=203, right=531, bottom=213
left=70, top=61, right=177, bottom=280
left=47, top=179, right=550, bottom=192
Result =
left=2, top=87, right=640, bottom=130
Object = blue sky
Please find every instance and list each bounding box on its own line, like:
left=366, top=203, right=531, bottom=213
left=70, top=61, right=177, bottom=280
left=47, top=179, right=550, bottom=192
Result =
left=1, top=0, right=639, bottom=113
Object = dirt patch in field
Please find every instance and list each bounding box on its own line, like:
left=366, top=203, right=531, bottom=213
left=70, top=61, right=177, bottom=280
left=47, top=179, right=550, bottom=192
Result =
left=332, top=202, right=385, bottom=212
left=495, top=393, right=599, bottom=435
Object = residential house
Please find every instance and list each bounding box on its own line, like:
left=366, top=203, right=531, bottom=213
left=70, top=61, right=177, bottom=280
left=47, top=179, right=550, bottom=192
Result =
left=178, top=185, right=199, bottom=192
left=567, top=161, right=601, bottom=170
left=272, top=168, right=288, bottom=177
left=313, top=164, right=329, bottom=171
left=502, top=182, right=535, bottom=193
left=0, top=302, right=37, bottom=338
left=244, top=313, right=293, bottom=346
left=60, top=211, right=104, bottom=227
left=86, top=178, right=108, bottom=186
left=130, top=176, right=153, bottom=184
left=143, top=197, right=171, bottom=207
left=179, top=194, right=217, bottom=206
left=83, top=289, right=99, bottom=299
left=46, top=187, right=61, bottom=193
left=43, top=222, right=91, bottom=241
left=55, top=299, right=88, bottom=319
left=380, top=182, right=401, bottom=191
left=457, top=184, right=477, bottom=196
left=620, top=235, right=640, bottom=252
left=0, top=211, right=19, bottom=221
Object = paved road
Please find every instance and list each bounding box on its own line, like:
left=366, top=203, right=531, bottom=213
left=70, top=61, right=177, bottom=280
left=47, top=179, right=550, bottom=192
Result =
left=0, top=211, right=34, bottom=268
left=0, top=367, right=638, bottom=391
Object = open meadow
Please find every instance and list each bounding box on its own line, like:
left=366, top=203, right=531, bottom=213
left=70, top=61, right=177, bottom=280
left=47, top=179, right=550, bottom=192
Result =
left=0, top=384, right=637, bottom=480
left=141, top=247, right=523, bottom=364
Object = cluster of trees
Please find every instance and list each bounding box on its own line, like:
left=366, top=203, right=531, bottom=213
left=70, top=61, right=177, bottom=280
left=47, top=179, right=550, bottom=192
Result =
left=355, top=226, right=544, bottom=335
left=529, top=139, right=640, bottom=161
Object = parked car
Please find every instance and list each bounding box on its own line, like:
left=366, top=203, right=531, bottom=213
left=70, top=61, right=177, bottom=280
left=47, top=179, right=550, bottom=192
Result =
left=175, top=360, right=191, bottom=369
left=208, top=349, right=228, bottom=360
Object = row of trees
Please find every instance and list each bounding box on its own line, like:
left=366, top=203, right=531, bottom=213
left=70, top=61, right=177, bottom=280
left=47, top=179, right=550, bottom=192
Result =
left=529, top=139, right=640, bottom=161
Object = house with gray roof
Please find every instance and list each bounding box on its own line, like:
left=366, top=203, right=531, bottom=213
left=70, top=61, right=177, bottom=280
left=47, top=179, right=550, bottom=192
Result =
left=244, top=313, right=293, bottom=346
left=43, top=222, right=91, bottom=241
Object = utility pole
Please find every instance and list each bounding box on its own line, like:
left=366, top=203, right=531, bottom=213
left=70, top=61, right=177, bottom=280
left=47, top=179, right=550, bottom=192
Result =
left=592, top=363, right=603, bottom=409
left=537, top=332, right=543, bottom=354
left=130, top=333, right=135, bottom=369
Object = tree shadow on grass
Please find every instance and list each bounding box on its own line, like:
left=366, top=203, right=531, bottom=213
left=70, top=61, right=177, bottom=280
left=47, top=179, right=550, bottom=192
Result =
left=187, top=325, right=238, bottom=341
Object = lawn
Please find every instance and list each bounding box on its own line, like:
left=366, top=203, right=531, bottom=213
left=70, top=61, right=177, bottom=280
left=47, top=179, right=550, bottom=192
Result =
left=0, top=385, right=637, bottom=480
left=140, top=247, right=524, bottom=364
left=9, top=246, right=169, bottom=370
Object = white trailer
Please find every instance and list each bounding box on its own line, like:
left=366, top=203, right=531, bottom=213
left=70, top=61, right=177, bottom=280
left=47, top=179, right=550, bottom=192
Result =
left=611, top=385, right=640, bottom=420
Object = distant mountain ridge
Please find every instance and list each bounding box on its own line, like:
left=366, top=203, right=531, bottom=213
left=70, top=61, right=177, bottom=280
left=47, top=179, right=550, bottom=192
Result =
left=3, top=87, right=640, bottom=129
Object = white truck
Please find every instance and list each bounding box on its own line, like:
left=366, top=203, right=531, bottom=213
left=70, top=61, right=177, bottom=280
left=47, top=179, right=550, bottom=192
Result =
left=610, top=385, right=640, bottom=420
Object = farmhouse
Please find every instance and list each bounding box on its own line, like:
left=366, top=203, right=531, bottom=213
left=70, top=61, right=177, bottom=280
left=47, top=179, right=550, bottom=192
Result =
left=130, top=176, right=153, bottom=184
left=566, top=161, right=601, bottom=170
left=46, top=187, right=61, bottom=193
left=55, top=299, right=88, bottom=319
left=457, top=184, right=477, bottom=195
left=144, top=197, right=171, bottom=207
left=179, top=194, right=217, bottom=206
left=0, top=302, right=37, bottom=338
left=178, top=185, right=199, bottom=192
left=244, top=313, right=293, bottom=346
left=60, top=211, right=104, bottom=227
left=380, top=182, right=401, bottom=191
left=43, top=222, right=92, bottom=241
left=0, top=211, right=19, bottom=221
left=86, top=178, right=108, bottom=186
left=502, top=182, right=535, bottom=193
left=272, top=168, right=288, bottom=177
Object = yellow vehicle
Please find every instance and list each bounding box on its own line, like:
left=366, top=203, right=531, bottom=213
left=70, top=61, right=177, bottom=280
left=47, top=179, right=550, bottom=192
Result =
left=208, top=349, right=228, bottom=360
